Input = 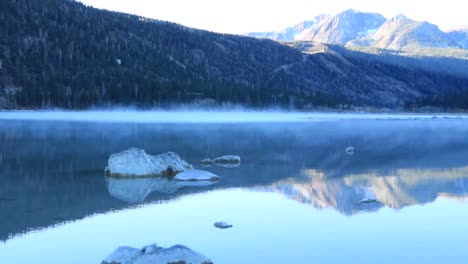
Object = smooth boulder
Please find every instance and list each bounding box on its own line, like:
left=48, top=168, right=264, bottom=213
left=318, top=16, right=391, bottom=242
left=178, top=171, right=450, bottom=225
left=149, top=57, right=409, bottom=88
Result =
left=199, top=158, right=214, bottom=167
left=345, top=146, right=355, bottom=155
left=102, top=243, right=213, bottom=264
left=213, top=155, right=241, bottom=167
left=359, top=198, right=378, bottom=204
left=214, top=221, right=233, bottom=229
left=175, top=169, right=220, bottom=182
left=106, top=148, right=193, bottom=177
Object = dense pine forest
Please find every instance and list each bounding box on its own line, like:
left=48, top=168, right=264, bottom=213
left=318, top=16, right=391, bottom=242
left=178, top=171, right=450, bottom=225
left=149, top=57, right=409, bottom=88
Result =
left=1, top=0, right=468, bottom=109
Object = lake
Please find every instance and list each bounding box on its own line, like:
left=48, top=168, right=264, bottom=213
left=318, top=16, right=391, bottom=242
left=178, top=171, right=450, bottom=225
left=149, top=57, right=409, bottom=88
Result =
left=0, top=112, right=468, bottom=263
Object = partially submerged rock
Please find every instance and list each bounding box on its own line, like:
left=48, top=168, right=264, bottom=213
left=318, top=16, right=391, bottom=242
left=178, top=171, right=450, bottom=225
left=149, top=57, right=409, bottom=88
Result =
left=150, top=152, right=193, bottom=176
left=102, top=243, right=213, bottom=264
left=214, top=221, right=233, bottom=229
left=102, top=246, right=143, bottom=264
left=200, top=156, right=241, bottom=168
left=199, top=158, right=214, bottom=167
left=359, top=198, right=378, bottom=204
left=213, top=155, right=241, bottom=167
left=174, top=169, right=220, bottom=182
left=345, top=146, right=355, bottom=155
left=106, top=148, right=193, bottom=178
left=213, top=155, right=241, bottom=164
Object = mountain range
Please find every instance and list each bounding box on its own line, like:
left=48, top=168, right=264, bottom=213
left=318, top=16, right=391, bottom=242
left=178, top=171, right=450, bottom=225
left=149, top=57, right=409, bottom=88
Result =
left=1, top=1, right=468, bottom=110
left=247, top=15, right=331, bottom=41
left=246, top=9, right=468, bottom=53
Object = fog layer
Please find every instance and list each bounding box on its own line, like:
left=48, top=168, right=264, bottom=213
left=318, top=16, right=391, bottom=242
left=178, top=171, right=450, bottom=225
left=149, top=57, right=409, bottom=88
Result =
left=0, top=111, right=466, bottom=123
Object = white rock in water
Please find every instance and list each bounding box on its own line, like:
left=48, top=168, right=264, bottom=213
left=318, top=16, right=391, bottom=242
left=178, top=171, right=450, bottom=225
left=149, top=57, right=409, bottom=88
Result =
left=214, top=221, right=233, bottom=229
left=150, top=152, right=193, bottom=176
left=345, top=146, right=355, bottom=155
left=102, top=246, right=143, bottom=264
left=213, top=155, right=241, bottom=165
left=102, top=244, right=213, bottom=264
left=106, top=148, right=192, bottom=177
left=174, top=169, right=220, bottom=181
left=107, top=148, right=155, bottom=176
left=135, top=244, right=213, bottom=264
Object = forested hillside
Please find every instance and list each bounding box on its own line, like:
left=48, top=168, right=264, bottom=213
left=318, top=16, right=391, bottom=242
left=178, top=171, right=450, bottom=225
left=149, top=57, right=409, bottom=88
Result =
left=1, top=0, right=468, bottom=109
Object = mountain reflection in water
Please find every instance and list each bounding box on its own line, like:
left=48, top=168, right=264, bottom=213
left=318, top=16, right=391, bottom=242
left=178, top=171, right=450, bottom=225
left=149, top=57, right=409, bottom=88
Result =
left=266, top=166, right=468, bottom=215
left=1, top=118, right=468, bottom=241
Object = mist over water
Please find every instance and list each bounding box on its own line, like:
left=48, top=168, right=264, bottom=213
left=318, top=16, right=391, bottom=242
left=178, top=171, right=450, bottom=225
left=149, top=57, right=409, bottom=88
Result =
left=0, top=110, right=467, bottom=123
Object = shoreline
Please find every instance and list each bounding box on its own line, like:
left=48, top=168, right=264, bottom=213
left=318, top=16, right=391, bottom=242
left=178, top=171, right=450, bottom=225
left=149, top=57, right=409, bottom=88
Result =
left=0, top=110, right=467, bottom=123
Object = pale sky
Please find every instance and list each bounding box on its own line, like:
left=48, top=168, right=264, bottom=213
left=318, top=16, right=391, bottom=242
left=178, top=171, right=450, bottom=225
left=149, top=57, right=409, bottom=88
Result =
left=77, top=0, right=468, bottom=34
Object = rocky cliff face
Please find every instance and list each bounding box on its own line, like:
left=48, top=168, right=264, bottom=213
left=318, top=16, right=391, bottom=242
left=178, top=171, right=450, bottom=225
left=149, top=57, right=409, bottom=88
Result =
left=247, top=10, right=468, bottom=54
left=246, top=15, right=331, bottom=41
left=348, top=15, right=460, bottom=50
left=303, top=9, right=386, bottom=44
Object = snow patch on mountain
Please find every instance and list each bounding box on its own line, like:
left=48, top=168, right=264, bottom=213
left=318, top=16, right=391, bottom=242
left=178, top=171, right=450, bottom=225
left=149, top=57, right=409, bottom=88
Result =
left=246, top=9, right=468, bottom=52
left=303, top=9, right=386, bottom=44
left=245, top=15, right=330, bottom=41
left=347, top=14, right=462, bottom=50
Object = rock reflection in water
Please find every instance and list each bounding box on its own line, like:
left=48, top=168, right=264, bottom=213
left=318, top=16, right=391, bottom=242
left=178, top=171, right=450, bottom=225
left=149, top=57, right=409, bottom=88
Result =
left=2, top=118, right=468, bottom=242
left=106, top=176, right=219, bottom=203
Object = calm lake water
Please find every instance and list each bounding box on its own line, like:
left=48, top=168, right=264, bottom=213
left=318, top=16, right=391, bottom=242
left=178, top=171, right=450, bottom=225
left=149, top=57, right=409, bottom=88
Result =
left=0, top=112, right=468, bottom=263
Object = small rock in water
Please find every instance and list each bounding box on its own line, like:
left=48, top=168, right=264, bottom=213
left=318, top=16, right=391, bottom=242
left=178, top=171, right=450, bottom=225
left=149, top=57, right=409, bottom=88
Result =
left=213, top=155, right=241, bottom=164
left=214, top=221, right=233, bottom=229
left=345, top=146, right=355, bottom=155
left=359, top=198, right=377, bottom=204
left=199, top=158, right=214, bottom=167
left=174, top=169, right=220, bottom=181
left=213, top=155, right=241, bottom=167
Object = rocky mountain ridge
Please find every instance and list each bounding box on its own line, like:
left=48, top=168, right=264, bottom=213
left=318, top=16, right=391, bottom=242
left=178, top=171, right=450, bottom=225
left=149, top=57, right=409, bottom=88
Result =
left=247, top=9, right=468, bottom=52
